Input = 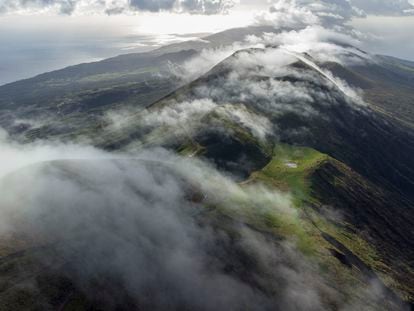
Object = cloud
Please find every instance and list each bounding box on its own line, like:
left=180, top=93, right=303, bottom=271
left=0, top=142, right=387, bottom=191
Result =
left=0, top=0, right=79, bottom=14
left=254, top=0, right=361, bottom=28
left=178, top=0, right=237, bottom=14
left=350, top=0, right=414, bottom=15
left=91, top=42, right=368, bottom=174
left=0, top=0, right=237, bottom=15
left=160, top=12, right=370, bottom=121
left=245, top=27, right=369, bottom=67
left=254, top=0, right=323, bottom=28
left=0, top=131, right=345, bottom=310
left=0, top=128, right=111, bottom=179
left=124, top=0, right=236, bottom=14
left=161, top=2, right=373, bottom=86
left=0, top=132, right=405, bottom=309
left=3, top=0, right=414, bottom=16
left=171, top=46, right=366, bottom=112
left=168, top=42, right=257, bottom=82
left=254, top=0, right=414, bottom=29
left=129, top=0, right=175, bottom=12
left=104, top=98, right=273, bottom=143
left=215, top=103, right=273, bottom=140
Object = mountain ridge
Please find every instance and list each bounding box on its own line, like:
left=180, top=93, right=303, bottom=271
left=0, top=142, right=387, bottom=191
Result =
left=0, top=25, right=413, bottom=310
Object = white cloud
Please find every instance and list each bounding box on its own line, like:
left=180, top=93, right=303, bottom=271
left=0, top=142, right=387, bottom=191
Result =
left=105, top=98, right=273, bottom=142
left=169, top=41, right=264, bottom=82
left=143, top=98, right=218, bottom=128
left=0, top=131, right=341, bottom=310
left=0, top=136, right=399, bottom=309
left=246, top=26, right=372, bottom=67
left=253, top=0, right=414, bottom=30
left=0, top=128, right=111, bottom=179
left=350, top=0, right=414, bottom=15
left=161, top=44, right=368, bottom=143
left=254, top=0, right=320, bottom=28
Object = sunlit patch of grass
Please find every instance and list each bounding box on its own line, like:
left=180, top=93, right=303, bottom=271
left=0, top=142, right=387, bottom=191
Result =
left=248, top=144, right=328, bottom=206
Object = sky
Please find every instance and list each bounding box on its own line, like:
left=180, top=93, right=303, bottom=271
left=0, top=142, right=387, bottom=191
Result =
left=0, top=0, right=414, bottom=85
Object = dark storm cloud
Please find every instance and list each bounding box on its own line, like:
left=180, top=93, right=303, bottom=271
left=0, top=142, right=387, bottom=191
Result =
left=0, top=0, right=78, bottom=14
left=129, top=0, right=175, bottom=12
left=128, top=0, right=234, bottom=14
left=180, top=0, right=234, bottom=14
left=0, top=0, right=68, bottom=14
left=1, top=0, right=413, bottom=16
left=0, top=0, right=236, bottom=14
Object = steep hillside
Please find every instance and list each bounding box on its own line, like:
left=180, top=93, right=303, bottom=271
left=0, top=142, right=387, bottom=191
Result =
left=141, top=48, right=414, bottom=201
left=90, top=47, right=413, bottom=305
left=322, top=55, right=414, bottom=127
left=248, top=145, right=414, bottom=304
left=0, top=50, right=194, bottom=141
left=310, top=158, right=414, bottom=302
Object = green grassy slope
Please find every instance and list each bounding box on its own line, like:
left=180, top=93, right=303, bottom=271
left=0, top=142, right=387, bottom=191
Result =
left=242, top=144, right=413, bottom=304
left=249, top=144, right=328, bottom=205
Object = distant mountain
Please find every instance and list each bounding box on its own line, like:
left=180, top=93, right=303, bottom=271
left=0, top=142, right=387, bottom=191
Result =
left=153, top=25, right=276, bottom=54
left=0, top=26, right=276, bottom=142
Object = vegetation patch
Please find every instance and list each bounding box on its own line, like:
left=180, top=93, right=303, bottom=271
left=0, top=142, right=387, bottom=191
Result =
left=248, top=144, right=328, bottom=206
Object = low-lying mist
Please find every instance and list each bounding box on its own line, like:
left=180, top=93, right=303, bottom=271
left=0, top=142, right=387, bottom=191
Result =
left=0, top=129, right=407, bottom=310
left=0, top=136, right=334, bottom=310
